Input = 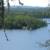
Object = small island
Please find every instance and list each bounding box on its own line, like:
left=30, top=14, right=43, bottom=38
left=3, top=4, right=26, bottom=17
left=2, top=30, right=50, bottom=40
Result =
left=0, top=14, right=47, bottom=30
left=0, top=6, right=48, bottom=30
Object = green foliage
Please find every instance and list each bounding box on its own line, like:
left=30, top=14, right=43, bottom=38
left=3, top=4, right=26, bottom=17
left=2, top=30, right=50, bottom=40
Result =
left=4, top=14, right=47, bottom=30
left=0, top=7, right=48, bottom=30
left=6, top=7, right=50, bottom=18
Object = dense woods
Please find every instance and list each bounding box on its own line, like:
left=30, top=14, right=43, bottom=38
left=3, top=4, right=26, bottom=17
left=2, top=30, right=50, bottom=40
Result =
left=4, top=14, right=47, bottom=30
left=0, top=6, right=49, bottom=30
left=6, top=6, right=50, bottom=18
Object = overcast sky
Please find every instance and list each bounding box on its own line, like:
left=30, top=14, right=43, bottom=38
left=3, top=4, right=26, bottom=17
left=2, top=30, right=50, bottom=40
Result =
left=4, top=0, right=48, bottom=7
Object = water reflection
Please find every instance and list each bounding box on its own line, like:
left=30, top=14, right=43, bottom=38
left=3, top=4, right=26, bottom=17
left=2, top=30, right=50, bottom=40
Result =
left=0, top=19, right=50, bottom=50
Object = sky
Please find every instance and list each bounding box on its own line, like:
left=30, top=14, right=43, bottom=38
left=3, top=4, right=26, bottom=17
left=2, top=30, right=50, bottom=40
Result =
left=4, top=0, right=48, bottom=7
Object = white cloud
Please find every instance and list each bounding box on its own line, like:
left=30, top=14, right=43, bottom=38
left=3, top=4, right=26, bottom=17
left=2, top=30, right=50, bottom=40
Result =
left=4, top=0, right=48, bottom=7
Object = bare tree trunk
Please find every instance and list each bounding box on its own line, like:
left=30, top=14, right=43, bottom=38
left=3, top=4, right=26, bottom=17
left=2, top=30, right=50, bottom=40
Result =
left=4, top=28, right=9, bottom=41
left=2, top=0, right=9, bottom=41
left=7, top=0, right=10, bottom=13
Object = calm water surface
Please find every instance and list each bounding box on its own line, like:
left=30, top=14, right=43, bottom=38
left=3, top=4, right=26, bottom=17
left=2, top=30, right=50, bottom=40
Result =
left=0, top=19, right=50, bottom=50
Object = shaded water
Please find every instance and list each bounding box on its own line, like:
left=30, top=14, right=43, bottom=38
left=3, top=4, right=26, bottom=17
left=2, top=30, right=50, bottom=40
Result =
left=0, top=19, right=50, bottom=50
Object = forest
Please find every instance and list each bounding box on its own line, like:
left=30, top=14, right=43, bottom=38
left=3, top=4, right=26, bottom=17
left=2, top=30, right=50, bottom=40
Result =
left=0, top=6, right=50, bottom=30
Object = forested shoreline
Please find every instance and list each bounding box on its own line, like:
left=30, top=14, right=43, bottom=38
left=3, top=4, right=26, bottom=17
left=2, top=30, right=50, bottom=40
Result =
left=0, top=6, right=49, bottom=30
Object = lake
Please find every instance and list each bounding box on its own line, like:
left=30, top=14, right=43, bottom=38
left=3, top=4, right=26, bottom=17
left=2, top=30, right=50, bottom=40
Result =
left=0, top=19, right=50, bottom=50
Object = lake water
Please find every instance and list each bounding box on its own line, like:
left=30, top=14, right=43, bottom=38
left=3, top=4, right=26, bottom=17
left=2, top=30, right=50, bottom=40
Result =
left=0, top=19, right=50, bottom=50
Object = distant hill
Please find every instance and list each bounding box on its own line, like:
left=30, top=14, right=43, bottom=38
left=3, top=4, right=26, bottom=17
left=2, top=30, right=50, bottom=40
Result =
left=5, top=6, right=49, bottom=12
left=5, top=6, right=50, bottom=18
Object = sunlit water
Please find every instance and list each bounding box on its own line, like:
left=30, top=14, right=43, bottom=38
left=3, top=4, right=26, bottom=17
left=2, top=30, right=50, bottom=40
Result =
left=0, top=19, right=50, bottom=50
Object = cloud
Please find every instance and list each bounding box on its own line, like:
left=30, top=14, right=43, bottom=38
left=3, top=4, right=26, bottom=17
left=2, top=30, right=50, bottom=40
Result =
left=4, top=0, right=48, bottom=7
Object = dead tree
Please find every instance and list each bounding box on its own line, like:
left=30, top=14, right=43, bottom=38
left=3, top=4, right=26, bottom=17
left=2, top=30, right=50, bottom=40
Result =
left=0, top=0, right=9, bottom=41
left=18, top=0, right=24, bottom=6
